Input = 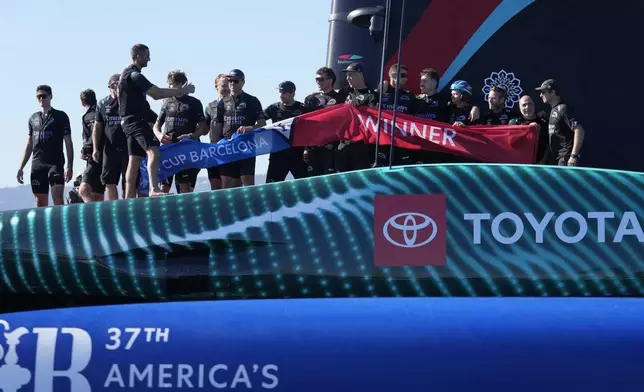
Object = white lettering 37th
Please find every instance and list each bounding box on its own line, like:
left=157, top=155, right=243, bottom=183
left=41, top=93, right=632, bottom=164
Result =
left=105, top=327, right=170, bottom=350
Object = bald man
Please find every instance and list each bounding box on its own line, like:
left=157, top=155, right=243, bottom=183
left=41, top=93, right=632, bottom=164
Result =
left=510, top=95, right=549, bottom=164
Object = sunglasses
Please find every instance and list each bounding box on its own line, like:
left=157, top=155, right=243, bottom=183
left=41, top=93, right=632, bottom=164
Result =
left=315, top=77, right=327, bottom=83
left=36, top=94, right=49, bottom=99
left=228, top=79, right=241, bottom=84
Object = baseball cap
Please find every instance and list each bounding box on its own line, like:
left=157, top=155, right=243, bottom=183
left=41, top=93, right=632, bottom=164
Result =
left=278, top=81, right=296, bottom=93
left=535, top=79, right=558, bottom=91
left=227, top=69, right=245, bottom=81
left=342, top=62, right=364, bottom=73
left=108, top=74, right=120, bottom=86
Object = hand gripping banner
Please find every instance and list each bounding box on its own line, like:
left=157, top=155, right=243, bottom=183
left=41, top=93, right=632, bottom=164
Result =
left=138, top=119, right=293, bottom=194
left=290, top=104, right=539, bottom=164
left=139, top=104, right=538, bottom=193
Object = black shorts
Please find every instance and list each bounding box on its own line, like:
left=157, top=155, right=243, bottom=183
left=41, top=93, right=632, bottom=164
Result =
left=30, top=161, right=64, bottom=194
left=162, top=168, right=200, bottom=187
left=219, top=157, right=256, bottom=178
left=123, top=119, right=159, bottom=157
left=102, top=147, right=129, bottom=187
left=81, top=159, right=105, bottom=193
left=207, top=166, right=221, bottom=180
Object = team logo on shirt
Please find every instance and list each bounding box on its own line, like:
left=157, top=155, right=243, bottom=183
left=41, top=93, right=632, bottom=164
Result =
left=237, top=102, right=247, bottom=109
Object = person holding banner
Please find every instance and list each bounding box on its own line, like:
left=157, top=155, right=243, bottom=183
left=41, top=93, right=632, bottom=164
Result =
left=118, top=43, right=195, bottom=198
left=264, top=81, right=308, bottom=183
left=368, top=64, right=418, bottom=166
left=336, top=63, right=373, bottom=172
left=446, top=80, right=480, bottom=127
left=213, top=69, right=266, bottom=188
left=204, top=74, right=230, bottom=191
left=154, top=70, right=207, bottom=194
left=482, top=86, right=517, bottom=125
left=510, top=95, right=550, bottom=164
left=304, top=67, right=347, bottom=176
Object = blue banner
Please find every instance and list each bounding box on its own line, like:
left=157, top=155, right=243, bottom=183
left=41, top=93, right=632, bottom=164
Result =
left=138, top=123, right=292, bottom=194
left=1, top=298, right=644, bottom=392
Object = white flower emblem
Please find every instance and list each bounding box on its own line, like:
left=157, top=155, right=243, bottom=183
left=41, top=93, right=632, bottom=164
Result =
left=482, top=70, right=523, bottom=108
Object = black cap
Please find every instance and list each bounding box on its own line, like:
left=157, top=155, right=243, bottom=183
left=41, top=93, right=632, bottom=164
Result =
left=278, top=81, right=296, bottom=93
left=535, top=79, right=558, bottom=91
left=227, top=69, right=245, bottom=81
left=342, top=62, right=364, bottom=73
left=108, top=74, right=120, bottom=86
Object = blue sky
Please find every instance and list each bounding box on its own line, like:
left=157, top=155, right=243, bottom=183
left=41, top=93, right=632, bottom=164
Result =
left=0, top=0, right=331, bottom=188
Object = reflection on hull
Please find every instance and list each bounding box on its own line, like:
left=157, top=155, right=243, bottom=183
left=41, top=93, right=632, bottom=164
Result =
left=1, top=164, right=643, bottom=302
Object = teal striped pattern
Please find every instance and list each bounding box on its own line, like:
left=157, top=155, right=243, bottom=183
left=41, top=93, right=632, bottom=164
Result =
left=0, top=164, right=642, bottom=299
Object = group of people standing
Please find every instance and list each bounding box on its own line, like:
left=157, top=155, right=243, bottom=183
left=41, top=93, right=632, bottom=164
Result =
left=16, top=43, right=586, bottom=208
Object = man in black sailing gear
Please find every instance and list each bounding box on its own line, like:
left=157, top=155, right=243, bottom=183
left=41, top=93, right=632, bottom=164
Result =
left=213, top=69, right=266, bottom=188
left=264, top=81, right=308, bottom=183
left=304, top=67, right=348, bottom=176
left=509, top=95, right=550, bottom=164
left=204, top=74, right=230, bottom=191
left=118, top=43, right=195, bottom=198
left=536, top=79, right=586, bottom=166
left=94, top=74, right=157, bottom=200
left=368, top=64, right=418, bottom=166
left=415, top=68, right=448, bottom=164
left=17, top=85, right=74, bottom=207
left=154, top=70, right=207, bottom=194
left=78, top=89, right=104, bottom=202
left=336, top=62, right=373, bottom=172
left=482, top=86, right=517, bottom=125
left=444, top=80, right=482, bottom=163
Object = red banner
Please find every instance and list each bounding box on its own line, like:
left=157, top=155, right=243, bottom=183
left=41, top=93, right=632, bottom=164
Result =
left=291, top=104, right=539, bottom=164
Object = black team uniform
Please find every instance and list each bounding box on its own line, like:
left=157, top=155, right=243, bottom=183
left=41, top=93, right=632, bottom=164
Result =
left=28, top=109, right=71, bottom=194
left=304, top=89, right=347, bottom=176
left=368, top=86, right=418, bottom=166
left=157, top=94, right=205, bottom=190
left=335, top=86, right=376, bottom=172
left=80, top=103, right=105, bottom=194
left=264, top=100, right=308, bottom=182
left=415, top=92, right=449, bottom=164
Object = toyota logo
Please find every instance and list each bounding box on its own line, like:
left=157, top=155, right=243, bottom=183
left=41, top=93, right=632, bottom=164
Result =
left=383, top=212, right=438, bottom=248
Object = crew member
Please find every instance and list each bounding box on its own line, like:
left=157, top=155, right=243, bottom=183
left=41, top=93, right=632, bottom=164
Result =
left=213, top=69, right=266, bottom=188
left=368, top=64, right=418, bottom=166
left=445, top=80, right=481, bottom=163
left=95, top=74, right=158, bottom=200
left=17, top=85, right=74, bottom=207
left=78, top=89, right=104, bottom=202
left=304, top=67, right=347, bottom=176
left=536, top=79, right=585, bottom=166
left=264, top=81, right=308, bottom=182
left=415, top=68, right=447, bottom=164
left=446, top=80, right=480, bottom=127
left=94, top=74, right=127, bottom=200
left=415, top=68, right=447, bottom=122
left=509, top=95, right=550, bottom=164
left=337, top=62, right=373, bottom=172
left=154, top=70, right=207, bottom=194
left=482, top=86, right=517, bottom=125
left=204, top=74, right=230, bottom=191
left=118, top=43, right=195, bottom=198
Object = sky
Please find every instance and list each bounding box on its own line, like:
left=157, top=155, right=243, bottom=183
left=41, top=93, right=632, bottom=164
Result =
left=0, top=0, right=332, bottom=188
